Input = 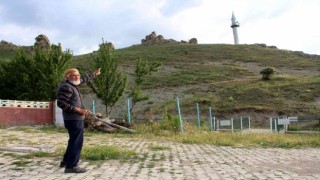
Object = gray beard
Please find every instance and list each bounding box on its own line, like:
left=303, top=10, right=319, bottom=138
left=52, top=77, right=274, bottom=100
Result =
left=70, top=79, right=81, bottom=86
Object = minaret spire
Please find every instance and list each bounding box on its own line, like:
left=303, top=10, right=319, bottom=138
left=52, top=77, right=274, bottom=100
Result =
left=231, top=11, right=240, bottom=45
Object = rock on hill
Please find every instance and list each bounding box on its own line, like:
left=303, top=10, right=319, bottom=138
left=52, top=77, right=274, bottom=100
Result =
left=0, top=34, right=53, bottom=54
left=141, top=31, right=197, bottom=45
left=0, top=40, right=17, bottom=49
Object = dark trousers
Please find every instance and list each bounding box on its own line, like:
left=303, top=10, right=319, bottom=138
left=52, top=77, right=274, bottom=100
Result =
left=63, top=120, right=84, bottom=168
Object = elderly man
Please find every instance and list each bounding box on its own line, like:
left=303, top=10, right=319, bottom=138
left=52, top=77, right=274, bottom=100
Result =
left=57, top=68, right=100, bottom=173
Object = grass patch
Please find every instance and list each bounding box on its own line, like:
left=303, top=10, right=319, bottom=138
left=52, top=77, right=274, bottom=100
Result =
left=5, top=135, right=20, bottom=141
left=37, top=125, right=67, bottom=133
left=144, top=64, right=254, bottom=88
left=4, top=151, right=55, bottom=159
left=81, top=145, right=137, bottom=161
left=140, top=153, right=148, bottom=162
left=12, top=159, right=31, bottom=167
left=22, top=151, right=52, bottom=158
left=0, top=125, right=6, bottom=129
left=178, top=132, right=320, bottom=148
left=146, top=162, right=156, bottom=168
left=159, top=167, right=165, bottom=172
left=148, top=145, right=171, bottom=151
left=132, top=124, right=320, bottom=148
left=8, top=126, right=37, bottom=133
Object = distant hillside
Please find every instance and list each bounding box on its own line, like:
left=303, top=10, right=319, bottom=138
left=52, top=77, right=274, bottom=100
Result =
left=1, top=41, right=320, bottom=126
left=0, top=40, right=35, bottom=62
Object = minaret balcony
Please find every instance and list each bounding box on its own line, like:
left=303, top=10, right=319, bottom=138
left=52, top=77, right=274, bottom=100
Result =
left=231, top=24, right=240, bottom=28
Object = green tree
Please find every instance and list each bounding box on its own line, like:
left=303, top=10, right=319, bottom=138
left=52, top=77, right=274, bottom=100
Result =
left=88, top=41, right=127, bottom=116
left=260, top=67, right=275, bottom=80
left=0, top=44, right=72, bottom=100
left=129, top=58, right=161, bottom=114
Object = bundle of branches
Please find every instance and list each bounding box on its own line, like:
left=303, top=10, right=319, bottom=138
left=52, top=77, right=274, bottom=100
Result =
left=84, top=112, right=136, bottom=133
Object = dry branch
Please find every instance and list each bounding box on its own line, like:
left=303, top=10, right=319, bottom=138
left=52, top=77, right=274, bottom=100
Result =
left=84, top=112, right=136, bottom=133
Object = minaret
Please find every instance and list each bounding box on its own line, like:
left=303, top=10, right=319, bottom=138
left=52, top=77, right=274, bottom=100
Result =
left=231, top=12, right=240, bottom=45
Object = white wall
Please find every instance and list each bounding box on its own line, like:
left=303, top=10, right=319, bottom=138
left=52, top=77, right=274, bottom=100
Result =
left=54, top=100, right=64, bottom=126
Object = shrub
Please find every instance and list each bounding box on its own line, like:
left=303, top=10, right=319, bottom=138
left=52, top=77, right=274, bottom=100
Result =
left=159, top=115, right=180, bottom=134
left=260, top=67, right=275, bottom=80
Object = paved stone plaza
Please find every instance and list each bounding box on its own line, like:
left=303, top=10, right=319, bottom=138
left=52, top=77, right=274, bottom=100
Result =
left=0, top=128, right=319, bottom=180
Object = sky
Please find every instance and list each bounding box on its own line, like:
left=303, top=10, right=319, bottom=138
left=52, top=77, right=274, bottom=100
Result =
left=0, top=0, right=319, bottom=55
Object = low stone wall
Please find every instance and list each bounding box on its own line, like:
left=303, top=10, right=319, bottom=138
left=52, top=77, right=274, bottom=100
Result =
left=0, top=99, right=53, bottom=126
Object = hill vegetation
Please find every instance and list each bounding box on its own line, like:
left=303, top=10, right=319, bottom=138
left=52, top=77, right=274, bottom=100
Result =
left=1, top=41, right=320, bottom=126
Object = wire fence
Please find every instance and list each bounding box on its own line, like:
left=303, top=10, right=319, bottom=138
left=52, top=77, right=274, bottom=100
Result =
left=288, top=119, right=320, bottom=131
left=270, top=116, right=320, bottom=133
left=91, top=97, right=320, bottom=134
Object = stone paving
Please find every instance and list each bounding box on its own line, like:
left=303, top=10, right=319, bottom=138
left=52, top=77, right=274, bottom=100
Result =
left=0, top=128, right=319, bottom=180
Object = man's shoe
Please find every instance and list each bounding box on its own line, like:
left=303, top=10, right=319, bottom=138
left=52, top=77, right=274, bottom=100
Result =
left=59, top=161, right=66, bottom=168
left=64, top=166, right=87, bottom=173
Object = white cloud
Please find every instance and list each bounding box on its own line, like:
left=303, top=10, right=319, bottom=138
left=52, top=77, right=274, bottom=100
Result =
left=0, top=0, right=319, bottom=55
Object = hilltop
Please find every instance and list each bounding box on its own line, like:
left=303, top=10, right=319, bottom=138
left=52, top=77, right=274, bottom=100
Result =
left=1, top=35, right=320, bottom=126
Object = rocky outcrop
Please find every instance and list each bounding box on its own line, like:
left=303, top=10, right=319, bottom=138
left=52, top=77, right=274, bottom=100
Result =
left=189, top=38, right=198, bottom=44
left=105, top=42, right=115, bottom=50
left=141, top=31, right=197, bottom=46
left=0, top=40, right=16, bottom=48
left=1, top=34, right=53, bottom=53
left=34, top=34, right=51, bottom=50
left=0, top=40, right=17, bottom=51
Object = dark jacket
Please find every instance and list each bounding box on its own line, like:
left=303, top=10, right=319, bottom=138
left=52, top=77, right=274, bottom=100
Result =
left=57, top=73, right=96, bottom=121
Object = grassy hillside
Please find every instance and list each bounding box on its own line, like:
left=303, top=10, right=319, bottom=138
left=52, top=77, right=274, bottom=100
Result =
left=71, top=43, right=320, bottom=124
left=2, top=43, right=320, bottom=125
left=0, top=47, right=16, bottom=62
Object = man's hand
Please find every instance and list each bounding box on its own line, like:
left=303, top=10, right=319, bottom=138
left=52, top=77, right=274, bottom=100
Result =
left=74, top=107, right=88, bottom=115
left=94, top=68, right=101, bottom=76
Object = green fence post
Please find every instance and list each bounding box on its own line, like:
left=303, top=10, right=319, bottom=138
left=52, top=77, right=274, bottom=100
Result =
left=176, top=97, right=183, bottom=133
left=196, top=103, right=200, bottom=128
